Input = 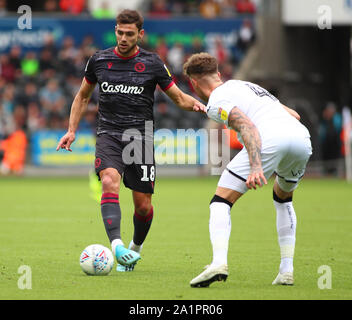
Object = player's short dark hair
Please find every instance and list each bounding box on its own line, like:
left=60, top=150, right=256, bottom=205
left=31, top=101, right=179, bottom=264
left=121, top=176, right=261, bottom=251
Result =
left=183, top=52, right=218, bottom=77
left=116, top=9, right=144, bottom=31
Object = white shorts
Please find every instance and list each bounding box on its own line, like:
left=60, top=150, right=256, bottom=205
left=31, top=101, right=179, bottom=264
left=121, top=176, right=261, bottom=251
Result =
left=218, top=135, right=312, bottom=194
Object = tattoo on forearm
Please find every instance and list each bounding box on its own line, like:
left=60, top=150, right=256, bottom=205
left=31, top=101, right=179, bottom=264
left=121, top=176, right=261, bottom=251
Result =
left=228, top=107, right=262, bottom=171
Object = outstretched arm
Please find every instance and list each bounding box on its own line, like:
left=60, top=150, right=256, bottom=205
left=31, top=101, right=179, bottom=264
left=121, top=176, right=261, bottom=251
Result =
left=228, top=107, right=267, bottom=190
left=164, top=83, right=207, bottom=113
left=56, top=78, right=96, bottom=151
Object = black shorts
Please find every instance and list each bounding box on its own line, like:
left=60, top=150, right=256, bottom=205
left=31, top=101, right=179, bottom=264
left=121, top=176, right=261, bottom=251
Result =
left=95, top=133, right=155, bottom=194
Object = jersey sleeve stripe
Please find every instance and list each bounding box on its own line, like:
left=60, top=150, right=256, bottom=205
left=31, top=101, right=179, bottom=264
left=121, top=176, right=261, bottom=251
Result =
left=161, top=81, right=175, bottom=92
left=84, top=76, right=96, bottom=84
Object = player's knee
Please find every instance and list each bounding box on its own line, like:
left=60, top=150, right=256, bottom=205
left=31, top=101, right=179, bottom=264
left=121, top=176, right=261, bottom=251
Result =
left=210, top=195, right=233, bottom=208
left=273, top=190, right=293, bottom=203
left=101, top=173, right=119, bottom=193
left=135, top=200, right=152, bottom=216
left=273, top=179, right=293, bottom=202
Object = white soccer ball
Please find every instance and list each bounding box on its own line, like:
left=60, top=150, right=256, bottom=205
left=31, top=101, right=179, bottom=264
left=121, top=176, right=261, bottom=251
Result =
left=79, top=244, right=114, bottom=275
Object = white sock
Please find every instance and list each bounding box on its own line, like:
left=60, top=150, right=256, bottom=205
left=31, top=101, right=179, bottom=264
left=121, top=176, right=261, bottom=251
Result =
left=209, top=202, right=231, bottom=267
left=274, top=200, right=296, bottom=273
left=111, top=238, right=124, bottom=254
left=129, top=240, right=143, bottom=253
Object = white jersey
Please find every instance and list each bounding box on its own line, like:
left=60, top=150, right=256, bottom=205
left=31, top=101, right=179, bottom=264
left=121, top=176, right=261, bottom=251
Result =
left=207, top=80, right=310, bottom=146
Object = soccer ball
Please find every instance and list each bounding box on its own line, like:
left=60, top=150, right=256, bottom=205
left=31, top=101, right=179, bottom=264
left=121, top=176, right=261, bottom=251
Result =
left=79, top=244, right=114, bottom=275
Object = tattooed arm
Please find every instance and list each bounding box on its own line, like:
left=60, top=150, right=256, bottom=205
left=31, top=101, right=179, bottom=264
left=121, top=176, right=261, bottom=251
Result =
left=228, top=107, right=267, bottom=190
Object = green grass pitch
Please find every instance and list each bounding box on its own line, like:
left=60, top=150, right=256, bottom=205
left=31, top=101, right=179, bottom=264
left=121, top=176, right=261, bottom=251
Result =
left=0, top=175, right=351, bottom=300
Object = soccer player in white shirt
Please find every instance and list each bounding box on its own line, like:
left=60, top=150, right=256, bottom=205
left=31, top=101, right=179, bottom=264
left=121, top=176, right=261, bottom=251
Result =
left=184, top=53, right=312, bottom=287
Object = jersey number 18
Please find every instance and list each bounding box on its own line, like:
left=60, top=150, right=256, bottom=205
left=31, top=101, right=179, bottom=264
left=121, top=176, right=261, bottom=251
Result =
left=141, top=165, right=155, bottom=182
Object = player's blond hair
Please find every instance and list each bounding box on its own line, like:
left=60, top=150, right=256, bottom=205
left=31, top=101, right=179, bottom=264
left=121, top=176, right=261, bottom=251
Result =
left=183, top=53, right=218, bottom=77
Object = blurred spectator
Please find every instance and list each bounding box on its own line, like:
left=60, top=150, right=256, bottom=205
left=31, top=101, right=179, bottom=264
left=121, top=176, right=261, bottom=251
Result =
left=58, top=36, right=79, bottom=75
left=199, top=0, right=221, bottom=19
left=167, top=42, right=185, bottom=77
left=47, top=113, right=64, bottom=129
left=79, top=103, right=98, bottom=132
left=209, top=37, right=229, bottom=65
left=13, top=105, right=27, bottom=130
left=21, top=51, right=40, bottom=77
left=219, top=61, right=234, bottom=81
left=319, top=102, right=343, bottom=175
left=81, top=34, right=95, bottom=49
left=59, top=36, right=78, bottom=61
left=44, top=0, right=59, bottom=12
left=27, top=102, right=46, bottom=133
left=8, top=46, right=22, bottom=71
left=39, top=79, right=66, bottom=118
left=184, top=0, right=201, bottom=15
left=139, top=32, right=153, bottom=51
left=15, top=82, right=40, bottom=109
left=169, top=0, right=186, bottom=15
left=39, top=69, right=61, bottom=87
left=0, top=106, right=28, bottom=175
left=235, top=0, right=256, bottom=13
left=0, top=105, right=6, bottom=140
left=42, top=34, right=58, bottom=59
left=218, top=0, right=236, bottom=17
left=149, top=0, right=171, bottom=17
left=59, top=0, right=86, bottom=14
left=91, top=1, right=115, bottom=19
left=237, top=19, right=255, bottom=53
left=80, top=35, right=98, bottom=59
left=189, top=37, right=205, bottom=54
left=72, top=51, right=87, bottom=77
left=230, top=19, right=255, bottom=64
left=0, top=54, right=16, bottom=83
left=39, top=49, right=57, bottom=73
left=155, top=38, right=169, bottom=63
left=0, top=0, right=7, bottom=17
left=154, top=88, right=182, bottom=129
left=0, top=76, right=5, bottom=92
left=66, top=74, right=82, bottom=98
left=0, top=100, right=15, bottom=139
left=2, top=84, right=16, bottom=115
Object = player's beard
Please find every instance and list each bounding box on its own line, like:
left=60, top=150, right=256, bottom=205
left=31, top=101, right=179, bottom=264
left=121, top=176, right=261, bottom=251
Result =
left=117, top=41, right=138, bottom=57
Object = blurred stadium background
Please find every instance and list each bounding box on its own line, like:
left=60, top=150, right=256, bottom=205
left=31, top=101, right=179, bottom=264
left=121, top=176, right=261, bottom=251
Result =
left=0, top=0, right=351, bottom=180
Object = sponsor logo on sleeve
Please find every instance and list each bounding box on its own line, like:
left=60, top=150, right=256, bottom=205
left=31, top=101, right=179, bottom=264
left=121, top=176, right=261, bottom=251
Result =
left=218, top=107, right=228, bottom=121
